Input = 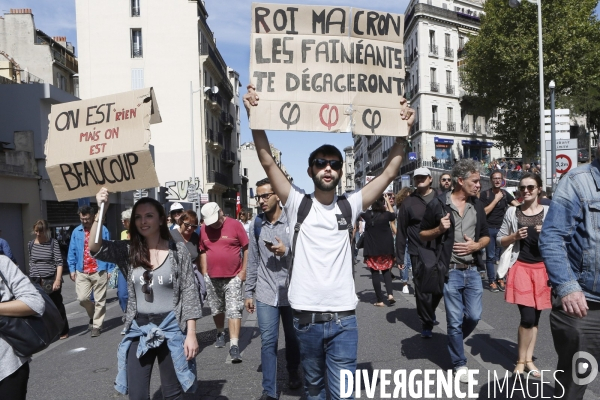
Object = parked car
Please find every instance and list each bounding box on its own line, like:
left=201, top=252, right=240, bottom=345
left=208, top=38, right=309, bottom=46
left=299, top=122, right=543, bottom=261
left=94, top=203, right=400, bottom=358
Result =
left=579, top=148, right=589, bottom=163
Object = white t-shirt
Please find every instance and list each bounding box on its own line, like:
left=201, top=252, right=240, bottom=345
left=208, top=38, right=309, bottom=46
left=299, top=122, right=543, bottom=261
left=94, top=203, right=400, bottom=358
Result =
left=283, top=184, right=363, bottom=312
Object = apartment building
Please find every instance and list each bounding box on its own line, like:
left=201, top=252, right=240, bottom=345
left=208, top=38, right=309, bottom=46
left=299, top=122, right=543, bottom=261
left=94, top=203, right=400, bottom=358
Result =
left=75, top=0, right=241, bottom=213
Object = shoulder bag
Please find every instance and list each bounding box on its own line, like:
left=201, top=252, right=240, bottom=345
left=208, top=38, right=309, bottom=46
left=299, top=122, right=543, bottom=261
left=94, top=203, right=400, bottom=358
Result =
left=0, top=269, right=64, bottom=357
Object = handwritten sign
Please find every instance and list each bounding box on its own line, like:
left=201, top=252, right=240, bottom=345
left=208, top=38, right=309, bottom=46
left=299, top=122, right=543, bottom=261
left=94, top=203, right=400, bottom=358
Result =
left=249, top=3, right=407, bottom=137
left=45, top=88, right=162, bottom=201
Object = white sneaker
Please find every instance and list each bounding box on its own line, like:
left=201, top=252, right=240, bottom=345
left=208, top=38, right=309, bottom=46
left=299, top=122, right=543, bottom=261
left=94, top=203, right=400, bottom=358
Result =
left=402, top=285, right=410, bottom=294
left=454, top=366, right=470, bottom=384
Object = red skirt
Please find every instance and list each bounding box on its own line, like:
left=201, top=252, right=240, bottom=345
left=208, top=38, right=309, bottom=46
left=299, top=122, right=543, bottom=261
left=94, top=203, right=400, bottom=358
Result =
left=505, top=260, right=551, bottom=310
left=365, top=255, right=394, bottom=271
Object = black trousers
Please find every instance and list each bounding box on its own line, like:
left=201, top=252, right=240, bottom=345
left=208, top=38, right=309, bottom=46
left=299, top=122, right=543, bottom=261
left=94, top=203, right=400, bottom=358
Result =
left=0, top=362, right=30, bottom=400
left=550, top=293, right=600, bottom=400
left=30, top=277, right=70, bottom=336
left=127, top=339, right=182, bottom=400
left=370, top=268, right=393, bottom=303
left=411, top=255, right=443, bottom=331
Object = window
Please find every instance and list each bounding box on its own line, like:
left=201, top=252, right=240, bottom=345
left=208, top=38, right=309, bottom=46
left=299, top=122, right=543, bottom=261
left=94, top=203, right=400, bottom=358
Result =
left=429, top=30, right=435, bottom=47
left=446, top=70, right=452, bottom=85
left=427, top=0, right=432, bottom=4
left=131, top=68, right=144, bottom=89
left=445, top=34, right=451, bottom=49
left=443, top=3, right=447, bottom=9
left=459, top=36, right=465, bottom=49
left=432, top=106, right=438, bottom=121
left=430, top=68, right=436, bottom=83
left=131, top=29, right=143, bottom=58
left=131, top=0, right=140, bottom=16
left=447, top=107, right=453, bottom=122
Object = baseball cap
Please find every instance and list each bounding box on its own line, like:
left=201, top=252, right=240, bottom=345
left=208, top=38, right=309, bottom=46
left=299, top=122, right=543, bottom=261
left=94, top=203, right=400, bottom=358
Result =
left=169, top=202, right=184, bottom=213
left=414, top=167, right=432, bottom=177
left=201, top=202, right=221, bottom=226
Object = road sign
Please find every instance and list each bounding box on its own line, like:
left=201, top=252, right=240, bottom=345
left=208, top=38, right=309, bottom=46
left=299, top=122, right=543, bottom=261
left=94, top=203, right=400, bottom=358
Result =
left=200, top=194, right=209, bottom=204
left=545, top=149, right=577, bottom=186
left=408, top=152, right=417, bottom=161
left=187, top=184, right=198, bottom=201
left=555, top=154, right=572, bottom=174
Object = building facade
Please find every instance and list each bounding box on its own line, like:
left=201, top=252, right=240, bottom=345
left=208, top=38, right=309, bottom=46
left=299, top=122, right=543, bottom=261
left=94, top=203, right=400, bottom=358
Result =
left=0, top=9, right=78, bottom=95
left=75, top=0, right=241, bottom=213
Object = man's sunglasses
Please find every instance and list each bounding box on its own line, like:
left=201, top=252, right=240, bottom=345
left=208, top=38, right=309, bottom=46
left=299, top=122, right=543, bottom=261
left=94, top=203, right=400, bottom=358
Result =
left=183, top=222, right=198, bottom=229
left=255, top=192, right=275, bottom=202
left=519, top=185, right=538, bottom=192
left=312, top=158, right=343, bottom=170
left=141, top=269, right=153, bottom=302
left=440, top=178, right=451, bottom=182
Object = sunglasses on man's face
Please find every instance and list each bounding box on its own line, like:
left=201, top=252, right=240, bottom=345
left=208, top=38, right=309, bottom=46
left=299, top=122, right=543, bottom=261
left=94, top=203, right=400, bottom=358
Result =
left=519, top=185, right=538, bottom=192
left=141, top=269, right=153, bottom=302
left=312, top=158, right=343, bottom=171
left=440, top=178, right=451, bottom=182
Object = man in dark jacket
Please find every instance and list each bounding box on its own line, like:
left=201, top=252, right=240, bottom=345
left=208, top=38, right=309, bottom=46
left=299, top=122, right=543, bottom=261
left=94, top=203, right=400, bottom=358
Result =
left=396, top=167, right=441, bottom=338
left=420, top=159, right=490, bottom=384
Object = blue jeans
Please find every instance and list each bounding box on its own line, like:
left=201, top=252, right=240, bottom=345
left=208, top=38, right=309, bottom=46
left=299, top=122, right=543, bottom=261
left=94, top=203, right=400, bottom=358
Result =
left=402, top=243, right=411, bottom=282
left=117, top=268, right=129, bottom=313
left=443, top=267, right=483, bottom=369
left=485, top=228, right=501, bottom=282
left=256, top=301, right=300, bottom=398
left=293, top=314, right=358, bottom=400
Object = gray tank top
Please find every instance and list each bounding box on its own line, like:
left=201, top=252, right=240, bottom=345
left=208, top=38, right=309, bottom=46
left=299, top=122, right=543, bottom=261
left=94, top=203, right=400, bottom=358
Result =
left=132, top=254, right=174, bottom=314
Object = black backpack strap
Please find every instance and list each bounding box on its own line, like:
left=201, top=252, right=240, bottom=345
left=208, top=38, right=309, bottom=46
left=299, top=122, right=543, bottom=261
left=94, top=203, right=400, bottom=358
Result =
left=253, top=214, right=264, bottom=257
left=337, top=195, right=354, bottom=243
left=286, top=194, right=313, bottom=287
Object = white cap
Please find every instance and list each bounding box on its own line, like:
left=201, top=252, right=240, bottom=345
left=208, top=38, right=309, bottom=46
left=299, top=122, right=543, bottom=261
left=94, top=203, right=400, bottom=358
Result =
left=201, top=202, right=221, bottom=226
left=414, top=167, right=432, bottom=177
left=169, top=202, right=184, bottom=213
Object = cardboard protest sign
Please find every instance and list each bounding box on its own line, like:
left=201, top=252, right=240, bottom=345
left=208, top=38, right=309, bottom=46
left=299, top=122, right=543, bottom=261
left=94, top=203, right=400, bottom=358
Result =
left=45, top=88, right=162, bottom=201
left=249, top=3, right=407, bottom=136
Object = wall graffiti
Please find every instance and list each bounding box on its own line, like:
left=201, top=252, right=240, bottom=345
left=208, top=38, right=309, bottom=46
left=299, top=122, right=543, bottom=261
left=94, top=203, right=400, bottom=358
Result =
left=165, top=178, right=201, bottom=201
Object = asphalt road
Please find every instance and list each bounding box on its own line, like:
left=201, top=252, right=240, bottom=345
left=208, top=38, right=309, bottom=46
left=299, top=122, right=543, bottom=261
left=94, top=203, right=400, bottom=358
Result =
left=27, top=256, right=600, bottom=400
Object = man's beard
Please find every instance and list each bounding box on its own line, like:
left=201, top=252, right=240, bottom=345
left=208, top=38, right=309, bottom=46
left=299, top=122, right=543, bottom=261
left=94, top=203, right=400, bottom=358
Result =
left=312, top=173, right=341, bottom=191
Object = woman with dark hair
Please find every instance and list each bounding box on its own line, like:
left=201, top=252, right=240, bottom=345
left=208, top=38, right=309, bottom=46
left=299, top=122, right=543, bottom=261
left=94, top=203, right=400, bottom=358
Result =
left=362, top=196, right=397, bottom=306
left=28, top=219, right=69, bottom=339
left=89, top=188, right=202, bottom=399
left=497, top=173, right=550, bottom=377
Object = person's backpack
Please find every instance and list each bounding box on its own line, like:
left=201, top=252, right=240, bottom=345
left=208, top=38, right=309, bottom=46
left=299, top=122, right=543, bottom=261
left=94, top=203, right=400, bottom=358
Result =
left=286, top=194, right=353, bottom=286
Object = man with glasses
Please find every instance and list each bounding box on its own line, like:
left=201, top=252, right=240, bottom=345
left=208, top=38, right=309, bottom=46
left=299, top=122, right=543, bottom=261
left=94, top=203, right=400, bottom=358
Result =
left=243, top=84, right=414, bottom=399
left=439, top=173, right=452, bottom=194
left=397, top=167, right=442, bottom=338
left=245, top=178, right=301, bottom=400
left=479, top=171, right=519, bottom=292
left=199, top=202, right=248, bottom=363
left=420, top=160, right=490, bottom=384
left=67, top=206, right=114, bottom=337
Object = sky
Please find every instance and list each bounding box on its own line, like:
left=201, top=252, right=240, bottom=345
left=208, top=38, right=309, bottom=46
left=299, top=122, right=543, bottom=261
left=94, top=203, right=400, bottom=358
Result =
left=1, top=0, right=599, bottom=189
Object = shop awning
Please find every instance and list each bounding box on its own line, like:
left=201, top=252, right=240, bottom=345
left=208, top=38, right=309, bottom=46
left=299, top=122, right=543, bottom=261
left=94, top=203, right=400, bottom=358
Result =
left=434, top=137, right=454, bottom=144
left=462, top=140, right=494, bottom=148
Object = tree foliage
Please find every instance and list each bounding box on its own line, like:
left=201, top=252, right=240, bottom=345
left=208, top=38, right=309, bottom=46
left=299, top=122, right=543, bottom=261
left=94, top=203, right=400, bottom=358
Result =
left=462, top=0, right=600, bottom=159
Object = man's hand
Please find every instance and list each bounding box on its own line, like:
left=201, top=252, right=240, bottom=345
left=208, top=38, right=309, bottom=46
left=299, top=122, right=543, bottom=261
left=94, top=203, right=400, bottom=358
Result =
left=245, top=298, right=255, bottom=314
left=439, top=213, right=451, bottom=233
left=96, top=187, right=110, bottom=209
left=494, top=191, right=504, bottom=203
left=561, top=291, right=588, bottom=318
left=453, top=235, right=479, bottom=256
left=237, top=269, right=247, bottom=282
left=399, top=97, right=415, bottom=128
left=243, top=84, right=259, bottom=118
left=70, top=272, right=76, bottom=282
left=52, top=279, right=61, bottom=292
left=266, top=237, right=286, bottom=257
left=398, top=264, right=405, bottom=270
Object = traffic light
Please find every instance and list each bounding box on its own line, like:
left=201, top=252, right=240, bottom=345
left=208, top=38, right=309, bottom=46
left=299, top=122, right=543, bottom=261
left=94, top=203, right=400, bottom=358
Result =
left=157, top=186, right=168, bottom=204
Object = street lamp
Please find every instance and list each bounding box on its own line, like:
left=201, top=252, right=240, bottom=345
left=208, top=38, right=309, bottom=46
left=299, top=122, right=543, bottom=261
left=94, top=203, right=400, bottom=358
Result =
left=549, top=80, right=556, bottom=191
left=190, top=81, right=219, bottom=211
left=509, top=0, right=546, bottom=190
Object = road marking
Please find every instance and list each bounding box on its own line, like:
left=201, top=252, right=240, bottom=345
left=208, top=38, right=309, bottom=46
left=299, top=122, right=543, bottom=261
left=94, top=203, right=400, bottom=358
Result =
left=67, top=347, right=87, bottom=354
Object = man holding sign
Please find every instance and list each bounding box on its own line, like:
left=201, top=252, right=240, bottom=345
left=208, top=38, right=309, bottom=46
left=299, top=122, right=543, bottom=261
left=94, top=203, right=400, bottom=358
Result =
left=244, top=84, right=414, bottom=399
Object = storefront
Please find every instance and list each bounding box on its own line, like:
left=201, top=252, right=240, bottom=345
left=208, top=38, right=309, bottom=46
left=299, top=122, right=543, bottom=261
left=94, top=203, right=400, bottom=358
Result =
left=462, top=140, right=494, bottom=161
left=434, top=137, right=454, bottom=163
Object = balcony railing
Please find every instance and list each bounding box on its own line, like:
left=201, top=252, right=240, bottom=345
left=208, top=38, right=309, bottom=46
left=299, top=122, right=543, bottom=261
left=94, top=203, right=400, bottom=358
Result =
left=410, top=121, right=420, bottom=136
left=220, top=149, right=236, bottom=163
left=461, top=123, right=470, bottom=133
left=444, top=47, right=454, bottom=59
left=431, top=120, right=441, bottom=130
left=457, top=47, right=466, bottom=59
left=430, top=82, right=439, bottom=92
left=485, top=123, right=494, bottom=135
left=367, top=137, right=382, bottom=151
left=207, top=129, right=225, bottom=147
left=474, top=124, right=482, bottom=134
left=207, top=170, right=231, bottom=187
left=429, top=44, right=438, bottom=56
left=446, top=85, right=455, bottom=94
left=447, top=122, right=456, bottom=131
left=354, top=135, right=363, bottom=147
left=0, top=69, right=44, bottom=84
left=131, top=6, right=140, bottom=16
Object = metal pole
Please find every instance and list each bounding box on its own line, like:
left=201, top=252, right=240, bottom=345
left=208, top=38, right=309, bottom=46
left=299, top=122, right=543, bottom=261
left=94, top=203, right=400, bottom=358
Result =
left=537, top=0, right=546, bottom=191
left=550, top=81, right=556, bottom=192
left=190, top=81, right=196, bottom=212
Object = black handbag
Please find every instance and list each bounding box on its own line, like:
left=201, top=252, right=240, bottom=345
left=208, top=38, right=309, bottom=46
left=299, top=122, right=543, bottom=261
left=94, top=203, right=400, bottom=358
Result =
left=0, top=269, right=64, bottom=357
left=415, top=245, right=447, bottom=295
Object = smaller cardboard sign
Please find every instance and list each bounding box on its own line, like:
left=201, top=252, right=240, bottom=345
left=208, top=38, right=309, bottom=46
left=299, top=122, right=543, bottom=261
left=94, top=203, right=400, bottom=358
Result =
left=45, top=88, right=161, bottom=201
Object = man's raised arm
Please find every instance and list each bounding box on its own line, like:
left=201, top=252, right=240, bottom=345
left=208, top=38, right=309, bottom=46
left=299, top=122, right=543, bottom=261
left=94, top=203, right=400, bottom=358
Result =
left=243, top=85, right=291, bottom=205
left=361, top=98, right=414, bottom=210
